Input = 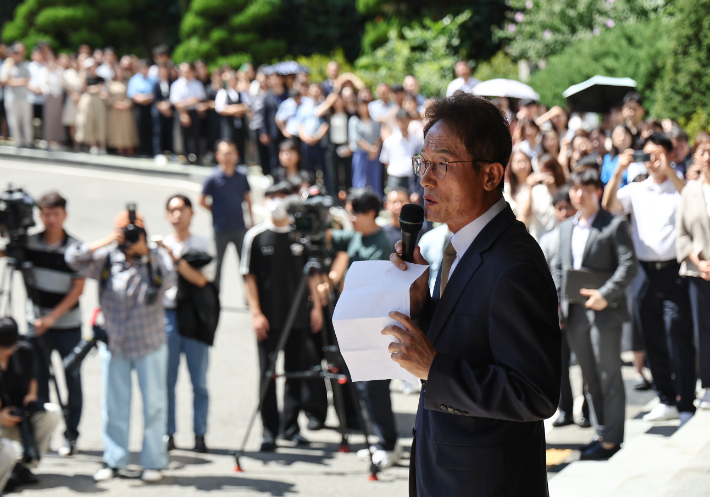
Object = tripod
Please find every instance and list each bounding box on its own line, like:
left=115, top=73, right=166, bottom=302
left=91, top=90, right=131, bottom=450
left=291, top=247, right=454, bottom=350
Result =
left=233, top=244, right=381, bottom=480
left=0, top=254, right=70, bottom=428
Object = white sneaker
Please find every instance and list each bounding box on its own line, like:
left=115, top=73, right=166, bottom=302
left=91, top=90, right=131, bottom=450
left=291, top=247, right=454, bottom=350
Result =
left=371, top=444, right=403, bottom=470
left=356, top=445, right=377, bottom=461
left=89, top=146, right=99, bottom=155
left=699, top=389, right=710, bottom=409
left=140, top=469, right=163, bottom=482
left=643, top=403, right=680, bottom=422
left=93, top=466, right=118, bottom=482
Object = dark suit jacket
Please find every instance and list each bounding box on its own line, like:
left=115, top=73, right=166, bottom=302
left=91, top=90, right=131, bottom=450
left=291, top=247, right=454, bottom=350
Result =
left=413, top=205, right=560, bottom=497
left=551, top=209, right=637, bottom=328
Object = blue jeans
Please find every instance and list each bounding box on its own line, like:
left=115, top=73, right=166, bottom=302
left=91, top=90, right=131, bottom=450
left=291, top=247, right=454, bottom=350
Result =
left=165, top=309, right=210, bottom=436
left=352, top=151, right=383, bottom=198
left=100, top=343, right=168, bottom=470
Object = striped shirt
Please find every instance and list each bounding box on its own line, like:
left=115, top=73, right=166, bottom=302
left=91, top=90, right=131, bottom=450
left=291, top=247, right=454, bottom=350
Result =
left=65, top=243, right=176, bottom=360
left=24, top=232, right=83, bottom=329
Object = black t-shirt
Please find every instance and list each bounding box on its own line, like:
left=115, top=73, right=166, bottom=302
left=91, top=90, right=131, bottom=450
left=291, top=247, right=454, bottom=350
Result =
left=0, top=341, right=35, bottom=408
left=241, top=223, right=310, bottom=335
left=86, top=75, right=104, bottom=87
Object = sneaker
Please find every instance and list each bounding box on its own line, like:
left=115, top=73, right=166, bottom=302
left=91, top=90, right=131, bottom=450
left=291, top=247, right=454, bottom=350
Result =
left=643, top=403, right=680, bottom=422
left=58, top=438, right=77, bottom=457
left=699, top=389, right=710, bottom=410
left=89, top=146, right=99, bottom=155
left=357, top=445, right=377, bottom=461
left=371, top=444, right=403, bottom=470
left=140, top=469, right=163, bottom=483
left=93, top=465, right=118, bottom=482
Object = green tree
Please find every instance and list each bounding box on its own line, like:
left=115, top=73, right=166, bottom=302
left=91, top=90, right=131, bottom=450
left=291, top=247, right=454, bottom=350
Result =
left=472, top=50, right=519, bottom=81
left=527, top=18, right=670, bottom=110
left=494, top=0, right=667, bottom=62
left=354, top=10, right=471, bottom=97
left=173, top=0, right=285, bottom=68
left=654, top=0, right=710, bottom=121
left=1, top=0, right=181, bottom=56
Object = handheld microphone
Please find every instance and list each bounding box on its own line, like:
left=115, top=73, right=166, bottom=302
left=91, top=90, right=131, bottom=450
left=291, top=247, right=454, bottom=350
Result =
left=399, top=204, right=425, bottom=263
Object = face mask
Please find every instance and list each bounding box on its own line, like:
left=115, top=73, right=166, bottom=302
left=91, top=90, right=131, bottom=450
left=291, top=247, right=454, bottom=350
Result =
left=266, top=198, right=287, bottom=222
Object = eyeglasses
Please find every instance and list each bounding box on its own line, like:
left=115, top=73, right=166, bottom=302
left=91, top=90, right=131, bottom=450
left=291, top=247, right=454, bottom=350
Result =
left=412, top=154, right=495, bottom=179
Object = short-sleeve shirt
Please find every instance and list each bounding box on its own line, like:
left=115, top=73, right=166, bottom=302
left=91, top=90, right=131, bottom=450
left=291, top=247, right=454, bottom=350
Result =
left=161, top=233, right=213, bottom=308
left=616, top=177, right=681, bottom=261
left=0, top=60, right=30, bottom=102
left=331, top=229, right=394, bottom=269
left=202, top=167, right=251, bottom=233
left=240, top=222, right=310, bottom=332
left=0, top=341, right=36, bottom=407
left=380, top=131, right=422, bottom=178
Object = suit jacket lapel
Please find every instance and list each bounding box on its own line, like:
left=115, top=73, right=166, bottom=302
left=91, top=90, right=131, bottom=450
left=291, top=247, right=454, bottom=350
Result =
left=581, top=210, right=609, bottom=265
left=559, top=219, right=574, bottom=269
left=426, top=206, right=516, bottom=345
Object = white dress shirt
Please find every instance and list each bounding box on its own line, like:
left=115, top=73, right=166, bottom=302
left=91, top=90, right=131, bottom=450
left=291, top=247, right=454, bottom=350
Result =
left=169, top=77, right=206, bottom=108
left=616, top=177, right=681, bottom=261
left=703, top=182, right=710, bottom=219
left=448, top=198, right=507, bottom=278
left=571, top=210, right=598, bottom=269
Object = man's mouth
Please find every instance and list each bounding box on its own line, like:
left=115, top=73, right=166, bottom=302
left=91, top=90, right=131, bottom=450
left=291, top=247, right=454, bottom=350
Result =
left=424, top=195, right=438, bottom=206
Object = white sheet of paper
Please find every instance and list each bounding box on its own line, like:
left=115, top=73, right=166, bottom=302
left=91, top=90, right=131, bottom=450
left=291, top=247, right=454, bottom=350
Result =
left=332, top=260, right=429, bottom=383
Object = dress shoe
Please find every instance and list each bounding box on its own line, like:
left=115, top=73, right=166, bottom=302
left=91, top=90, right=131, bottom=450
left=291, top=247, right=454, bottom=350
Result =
left=580, top=443, right=620, bottom=461
left=260, top=435, right=276, bottom=452
left=552, top=412, right=575, bottom=428
left=633, top=374, right=652, bottom=391
left=282, top=433, right=310, bottom=446
left=577, top=416, right=592, bottom=428
left=14, top=464, right=38, bottom=485
left=307, top=418, right=324, bottom=431
left=578, top=438, right=600, bottom=452
left=194, top=435, right=208, bottom=453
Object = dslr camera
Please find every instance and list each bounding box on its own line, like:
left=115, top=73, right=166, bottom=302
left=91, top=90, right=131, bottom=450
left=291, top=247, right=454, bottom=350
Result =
left=121, top=203, right=144, bottom=248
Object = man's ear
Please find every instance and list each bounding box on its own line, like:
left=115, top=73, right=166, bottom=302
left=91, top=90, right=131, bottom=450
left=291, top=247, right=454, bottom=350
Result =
left=483, top=162, right=505, bottom=193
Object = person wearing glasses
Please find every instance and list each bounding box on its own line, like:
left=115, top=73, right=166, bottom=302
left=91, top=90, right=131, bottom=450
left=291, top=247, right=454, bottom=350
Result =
left=384, top=94, right=560, bottom=496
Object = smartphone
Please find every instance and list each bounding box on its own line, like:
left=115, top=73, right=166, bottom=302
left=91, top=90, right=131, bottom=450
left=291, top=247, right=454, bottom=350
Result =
left=632, top=152, right=651, bottom=162
left=150, top=235, right=164, bottom=245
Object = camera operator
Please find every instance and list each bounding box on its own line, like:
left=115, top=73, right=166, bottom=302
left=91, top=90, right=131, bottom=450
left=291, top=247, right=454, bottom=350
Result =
left=157, top=194, right=212, bottom=454
left=240, top=182, right=323, bottom=452
left=0, top=317, right=60, bottom=489
left=0, top=191, right=86, bottom=457
left=325, top=187, right=401, bottom=470
left=65, top=209, right=175, bottom=483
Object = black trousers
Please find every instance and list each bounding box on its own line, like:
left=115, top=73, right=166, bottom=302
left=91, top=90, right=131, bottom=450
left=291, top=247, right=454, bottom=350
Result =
left=30, top=328, right=83, bottom=441
left=181, top=109, right=201, bottom=162
left=689, top=277, right=710, bottom=388
left=327, top=142, right=352, bottom=196
left=634, top=262, right=696, bottom=412
left=356, top=380, right=397, bottom=451
left=300, top=323, right=329, bottom=424
left=258, top=327, right=306, bottom=440
left=152, top=108, right=173, bottom=156
left=559, top=328, right=590, bottom=418
left=135, top=103, right=153, bottom=156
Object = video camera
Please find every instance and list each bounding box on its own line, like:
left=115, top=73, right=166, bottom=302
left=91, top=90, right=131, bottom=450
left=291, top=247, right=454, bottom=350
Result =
left=285, top=188, right=334, bottom=245
left=10, top=401, right=45, bottom=466
left=0, top=184, right=36, bottom=261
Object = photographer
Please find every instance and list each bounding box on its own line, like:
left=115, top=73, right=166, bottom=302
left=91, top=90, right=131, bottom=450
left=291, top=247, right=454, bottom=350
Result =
left=325, top=187, right=400, bottom=470
left=240, top=182, right=323, bottom=452
left=0, top=191, right=85, bottom=457
left=158, top=194, right=213, bottom=454
left=65, top=209, right=175, bottom=483
left=0, top=317, right=60, bottom=489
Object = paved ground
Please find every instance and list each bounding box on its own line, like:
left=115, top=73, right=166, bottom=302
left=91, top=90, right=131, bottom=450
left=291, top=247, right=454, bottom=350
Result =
left=0, top=156, right=658, bottom=495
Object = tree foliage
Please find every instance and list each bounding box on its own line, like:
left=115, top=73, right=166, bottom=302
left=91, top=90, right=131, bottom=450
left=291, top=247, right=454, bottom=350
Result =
left=472, top=50, right=519, bottom=82
left=1, top=0, right=181, bottom=56
left=354, top=10, right=470, bottom=97
left=527, top=18, right=670, bottom=110
left=653, top=0, right=710, bottom=121
left=494, top=0, right=666, bottom=62
left=173, top=0, right=284, bottom=67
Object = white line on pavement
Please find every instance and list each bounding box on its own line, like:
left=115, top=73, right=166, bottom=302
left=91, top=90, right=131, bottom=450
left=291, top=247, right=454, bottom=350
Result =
left=0, top=158, right=202, bottom=192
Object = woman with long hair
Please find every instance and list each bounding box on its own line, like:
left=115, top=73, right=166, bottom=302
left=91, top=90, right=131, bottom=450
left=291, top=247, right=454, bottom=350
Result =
left=504, top=151, right=534, bottom=220
left=601, top=124, right=634, bottom=187
left=348, top=96, right=382, bottom=197
left=518, top=154, right=567, bottom=240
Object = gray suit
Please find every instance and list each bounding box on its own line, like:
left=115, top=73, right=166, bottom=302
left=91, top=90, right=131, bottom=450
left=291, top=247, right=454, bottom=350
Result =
left=551, top=209, right=637, bottom=444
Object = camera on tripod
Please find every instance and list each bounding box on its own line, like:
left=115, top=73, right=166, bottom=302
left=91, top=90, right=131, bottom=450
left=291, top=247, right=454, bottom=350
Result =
left=285, top=190, right=333, bottom=245
left=0, top=184, right=36, bottom=261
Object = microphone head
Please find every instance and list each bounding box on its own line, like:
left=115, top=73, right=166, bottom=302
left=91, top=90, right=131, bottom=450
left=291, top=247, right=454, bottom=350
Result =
left=399, top=203, right=425, bottom=234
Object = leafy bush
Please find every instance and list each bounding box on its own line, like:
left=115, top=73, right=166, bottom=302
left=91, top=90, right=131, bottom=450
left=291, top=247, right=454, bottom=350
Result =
left=354, top=10, right=471, bottom=96
left=295, top=48, right=354, bottom=83
left=494, top=0, right=667, bottom=62
left=653, top=0, right=710, bottom=122
left=679, top=108, right=710, bottom=144
left=528, top=18, right=670, bottom=110
left=472, top=50, right=519, bottom=82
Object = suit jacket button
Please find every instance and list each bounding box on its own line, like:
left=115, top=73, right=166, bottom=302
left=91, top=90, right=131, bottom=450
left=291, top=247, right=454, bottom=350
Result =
left=440, top=405, right=446, bottom=411
left=454, top=410, right=461, bottom=415
left=447, top=407, right=454, bottom=412
left=462, top=411, right=468, bottom=416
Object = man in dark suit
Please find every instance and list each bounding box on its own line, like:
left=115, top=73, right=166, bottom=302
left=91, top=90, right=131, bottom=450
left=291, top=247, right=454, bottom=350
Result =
left=384, top=94, right=560, bottom=497
left=552, top=169, right=637, bottom=460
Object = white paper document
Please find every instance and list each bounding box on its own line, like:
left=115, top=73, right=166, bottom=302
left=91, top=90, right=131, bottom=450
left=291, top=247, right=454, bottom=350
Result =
left=332, top=260, right=429, bottom=384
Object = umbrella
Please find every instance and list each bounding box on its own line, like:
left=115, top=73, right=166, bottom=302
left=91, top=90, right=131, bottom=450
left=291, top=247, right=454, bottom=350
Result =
left=472, top=79, right=540, bottom=101
left=563, top=75, right=637, bottom=114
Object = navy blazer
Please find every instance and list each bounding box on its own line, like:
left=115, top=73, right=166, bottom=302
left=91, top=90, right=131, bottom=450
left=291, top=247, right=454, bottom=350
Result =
left=412, top=205, right=560, bottom=497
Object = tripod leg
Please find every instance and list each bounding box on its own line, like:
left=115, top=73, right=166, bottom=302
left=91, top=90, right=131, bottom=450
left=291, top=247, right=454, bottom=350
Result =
left=234, top=266, right=313, bottom=472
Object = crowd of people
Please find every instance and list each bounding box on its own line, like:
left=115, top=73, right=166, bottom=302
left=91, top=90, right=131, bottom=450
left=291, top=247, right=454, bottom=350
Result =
left=0, top=35, right=710, bottom=487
